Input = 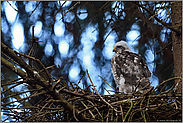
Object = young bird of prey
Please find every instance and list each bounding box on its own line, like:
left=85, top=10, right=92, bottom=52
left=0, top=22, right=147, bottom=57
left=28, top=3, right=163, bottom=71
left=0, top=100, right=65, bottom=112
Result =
left=111, top=41, right=151, bottom=93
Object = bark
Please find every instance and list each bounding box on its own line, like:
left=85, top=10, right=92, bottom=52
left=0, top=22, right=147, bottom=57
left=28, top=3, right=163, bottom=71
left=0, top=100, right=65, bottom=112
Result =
left=171, top=1, right=182, bottom=92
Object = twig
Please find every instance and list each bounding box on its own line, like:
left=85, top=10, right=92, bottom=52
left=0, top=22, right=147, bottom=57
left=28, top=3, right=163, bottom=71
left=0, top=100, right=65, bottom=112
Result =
left=39, top=65, right=55, bottom=73
left=2, top=87, right=44, bottom=101
left=81, top=101, right=95, bottom=119
left=133, top=1, right=181, bottom=35
left=149, top=1, right=165, bottom=20
left=87, top=100, right=103, bottom=121
left=98, top=1, right=109, bottom=11
left=2, top=91, right=46, bottom=106
left=32, top=25, right=35, bottom=40
left=64, top=1, right=80, bottom=16
left=1, top=77, right=22, bottom=86
left=1, top=51, right=20, bottom=66
left=73, top=100, right=79, bottom=121
left=86, top=69, right=117, bottom=112
left=156, top=41, right=172, bottom=54
left=133, top=79, right=141, bottom=93
left=35, top=59, right=52, bottom=84
left=120, top=104, right=124, bottom=122
left=52, top=79, right=61, bottom=90
left=14, top=52, right=52, bottom=84
left=7, top=1, right=18, bottom=11
left=28, top=2, right=41, bottom=17
left=98, top=75, right=117, bottom=91
left=49, top=1, right=66, bottom=27
left=104, top=87, right=111, bottom=95
left=153, top=77, right=182, bottom=93
left=78, top=105, right=95, bottom=115
left=2, top=80, right=24, bottom=94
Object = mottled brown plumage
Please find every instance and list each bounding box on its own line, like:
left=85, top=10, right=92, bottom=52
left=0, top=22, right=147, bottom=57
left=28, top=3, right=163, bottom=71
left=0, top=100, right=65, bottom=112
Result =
left=111, top=41, right=151, bottom=93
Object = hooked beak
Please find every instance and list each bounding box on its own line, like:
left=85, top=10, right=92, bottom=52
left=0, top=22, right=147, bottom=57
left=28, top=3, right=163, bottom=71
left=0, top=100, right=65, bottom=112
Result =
left=113, top=48, right=116, bottom=52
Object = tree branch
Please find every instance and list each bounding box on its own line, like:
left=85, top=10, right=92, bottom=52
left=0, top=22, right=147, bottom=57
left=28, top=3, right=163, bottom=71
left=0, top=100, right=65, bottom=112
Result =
left=132, top=1, right=181, bottom=35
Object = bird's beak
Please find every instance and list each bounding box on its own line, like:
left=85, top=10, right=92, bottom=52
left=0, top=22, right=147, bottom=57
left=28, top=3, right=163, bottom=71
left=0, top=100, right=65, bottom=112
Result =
left=113, top=47, right=116, bottom=52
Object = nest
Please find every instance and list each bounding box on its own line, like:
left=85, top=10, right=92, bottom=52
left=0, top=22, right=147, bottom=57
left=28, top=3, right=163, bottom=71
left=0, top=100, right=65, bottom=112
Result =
left=1, top=42, right=182, bottom=122
left=1, top=70, right=182, bottom=122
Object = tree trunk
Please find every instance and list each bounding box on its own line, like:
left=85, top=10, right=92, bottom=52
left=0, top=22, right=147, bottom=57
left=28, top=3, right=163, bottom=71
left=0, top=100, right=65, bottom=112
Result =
left=171, top=1, right=182, bottom=92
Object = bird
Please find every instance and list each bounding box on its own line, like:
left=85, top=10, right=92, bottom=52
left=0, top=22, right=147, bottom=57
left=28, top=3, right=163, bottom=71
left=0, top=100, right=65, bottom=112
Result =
left=111, top=41, right=152, bottom=93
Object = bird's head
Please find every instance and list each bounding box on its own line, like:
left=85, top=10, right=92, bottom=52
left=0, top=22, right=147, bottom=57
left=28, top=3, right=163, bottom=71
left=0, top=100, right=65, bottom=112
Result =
left=113, top=41, right=131, bottom=53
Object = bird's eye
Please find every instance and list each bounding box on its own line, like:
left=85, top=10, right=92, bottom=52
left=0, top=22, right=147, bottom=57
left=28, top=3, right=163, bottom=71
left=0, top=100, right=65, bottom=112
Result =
left=116, top=46, right=122, bottom=48
left=116, top=46, right=124, bottom=50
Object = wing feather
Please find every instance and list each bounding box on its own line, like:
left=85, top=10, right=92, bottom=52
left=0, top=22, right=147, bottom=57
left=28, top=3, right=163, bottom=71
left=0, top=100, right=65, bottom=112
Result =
left=111, top=50, right=151, bottom=87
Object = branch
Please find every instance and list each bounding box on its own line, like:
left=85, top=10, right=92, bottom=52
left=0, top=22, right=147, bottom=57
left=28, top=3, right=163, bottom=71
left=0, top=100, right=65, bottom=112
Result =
left=132, top=1, right=181, bottom=35
left=1, top=57, right=26, bottom=78
left=28, top=1, right=41, bottom=17
left=86, top=69, right=117, bottom=112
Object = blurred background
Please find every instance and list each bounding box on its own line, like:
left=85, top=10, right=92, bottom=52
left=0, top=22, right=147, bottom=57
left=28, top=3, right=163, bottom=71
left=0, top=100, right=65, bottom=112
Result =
left=1, top=1, right=176, bottom=121
left=1, top=1, right=174, bottom=99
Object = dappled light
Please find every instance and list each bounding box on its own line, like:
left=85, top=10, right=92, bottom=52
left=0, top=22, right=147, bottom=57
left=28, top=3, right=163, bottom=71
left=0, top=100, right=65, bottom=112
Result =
left=1, top=1, right=182, bottom=122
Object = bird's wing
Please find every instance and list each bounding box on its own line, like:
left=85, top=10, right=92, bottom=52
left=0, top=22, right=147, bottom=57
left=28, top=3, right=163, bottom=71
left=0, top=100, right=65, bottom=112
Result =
left=111, top=51, right=151, bottom=86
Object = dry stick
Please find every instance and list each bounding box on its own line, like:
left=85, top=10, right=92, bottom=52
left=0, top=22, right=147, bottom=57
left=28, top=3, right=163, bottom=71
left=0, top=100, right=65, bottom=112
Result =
left=156, top=41, right=172, bottom=54
left=133, top=1, right=181, bottom=35
left=111, top=93, right=182, bottom=106
left=78, top=105, right=95, bottom=115
left=35, top=59, right=52, bottom=84
left=7, top=1, right=18, bottom=11
left=49, top=1, right=66, bottom=27
left=52, top=79, right=61, bottom=90
left=2, top=42, right=36, bottom=79
left=80, top=101, right=95, bottom=119
left=15, top=52, right=52, bottom=84
left=41, top=102, right=54, bottom=121
left=26, top=25, right=35, bottom=63
left=57, top=86, right=67, bottom=93
left=140, top=97, right=147, bottom=122
left=2, top=81, right=24, bottom=94
left=98, top=1, right=110, bottom=11
left=86, top=69, right=117, bottom=112
left=111, top=97, right=143, bottom=105
left=152, top=77, right=182, bottom=93
left=64, top=1, right=80, bottom=16
left=1, top=51, right=20, bottom=66
left=161, top=84, right=175, bottom=94
left=133, top=80, right=141, bottom=93
left=28, top=2, right=41, bottom=17
left=2, top=91, right=46, bottom=106
left=23, top=109, right=48, bottom=122
left=104, top=87, right=111, bottom=95
left=39, top=65, right=55, bottom=73
left=73, top=100, right=79, bottom=121
left=2, top=87, right=44, bottom=101
left=1, top=57, right=27, bottom=79
left=81, top=2, right=89, bottom=9
left=98, top=75, right=117, bottom=91
left=87, top=100, right=103, bottom=121
left=149, top=1, right=165, bottom=20
left=39, top=102, right=49, bottom=113
left=120, top=104, right=124, bottom=122
left=1, top=77, right=23, bottom=86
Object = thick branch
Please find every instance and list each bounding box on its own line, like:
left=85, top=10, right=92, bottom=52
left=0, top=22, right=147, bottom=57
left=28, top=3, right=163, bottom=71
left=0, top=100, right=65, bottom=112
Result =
left=1, top=42, right=88, bottom=121
left=1, top=57, right=27, bottom=78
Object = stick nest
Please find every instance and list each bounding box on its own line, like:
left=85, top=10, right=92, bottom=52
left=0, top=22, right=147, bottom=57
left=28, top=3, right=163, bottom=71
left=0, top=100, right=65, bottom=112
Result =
left=1, top=73, right=182, bottom=122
